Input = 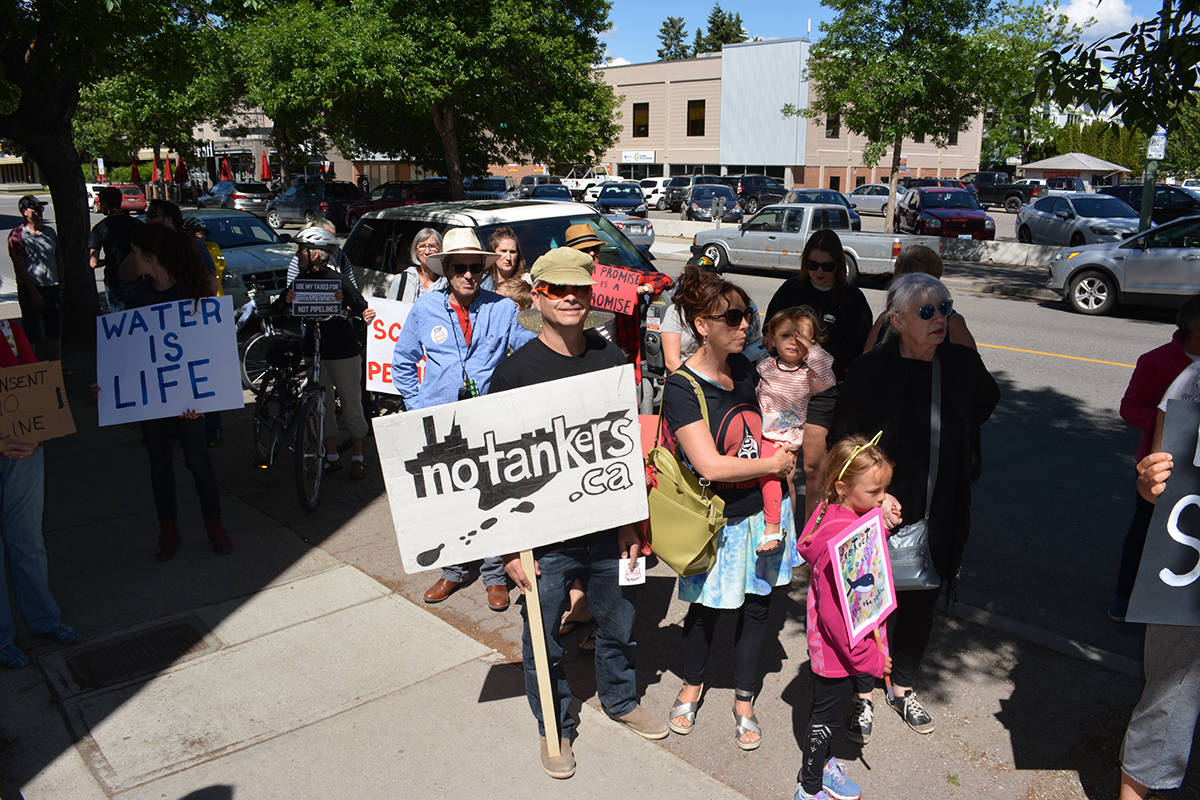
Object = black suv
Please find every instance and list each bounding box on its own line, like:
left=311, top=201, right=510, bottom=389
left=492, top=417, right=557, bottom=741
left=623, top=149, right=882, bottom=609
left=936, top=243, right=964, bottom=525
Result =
left=1101, top=183, right=1200, bottom=226
left=266, top=180, right=363, bottom=232
left=665, top=174, right=724, bottom=212
left=728, top=174, right=787, bottom=215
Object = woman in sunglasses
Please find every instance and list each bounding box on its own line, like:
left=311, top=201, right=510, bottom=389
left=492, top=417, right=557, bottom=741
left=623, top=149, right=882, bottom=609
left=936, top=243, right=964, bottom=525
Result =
left=662, top=264, right=798, bottom=751
left=829, top=272, right=998, bottom=743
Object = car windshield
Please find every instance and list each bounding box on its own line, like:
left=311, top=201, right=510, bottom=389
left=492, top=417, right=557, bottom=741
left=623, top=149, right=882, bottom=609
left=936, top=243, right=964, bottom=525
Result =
left=922, top=190, right=981, bottom=209
left=790, top=190, right=850, bottom=209
left=197, top=214, right=280, bottom=248
left=668, top=177, right=689, bottom=187
left=474, top=178, right=508, bottom=191
left=533, top=186, right=571, bottom=198
left=599, top=185, right=643, bottom=200
left=1072, top=196, right=1137, bottom=218
left=691, top=186, right=735, bottom=201
left=235, top=183, right=269, bottom=193
left=120, top=187, right=142, bottom=195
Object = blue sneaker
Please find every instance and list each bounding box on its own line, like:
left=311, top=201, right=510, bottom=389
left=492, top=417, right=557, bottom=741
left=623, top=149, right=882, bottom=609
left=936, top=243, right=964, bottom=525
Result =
left=0, top=644, right=30, bottom=669
left=34, top=623, right=82, bottom=645
left=822, top=758, right=863, bottom=800
left=792, top=785, right=830, bottom=800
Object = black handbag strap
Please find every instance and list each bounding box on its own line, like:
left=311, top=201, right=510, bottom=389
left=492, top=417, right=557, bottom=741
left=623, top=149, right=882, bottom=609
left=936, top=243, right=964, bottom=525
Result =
left=923, top=355, right=941, bottom=520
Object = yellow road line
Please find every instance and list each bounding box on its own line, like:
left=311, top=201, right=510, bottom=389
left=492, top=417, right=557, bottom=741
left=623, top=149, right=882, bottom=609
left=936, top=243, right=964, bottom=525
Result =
left=978, top=342, right=1134, bottom=368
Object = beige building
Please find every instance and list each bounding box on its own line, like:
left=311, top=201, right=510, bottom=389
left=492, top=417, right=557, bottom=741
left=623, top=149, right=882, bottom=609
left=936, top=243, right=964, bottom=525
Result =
left=597, top=39, right=983, bottom=190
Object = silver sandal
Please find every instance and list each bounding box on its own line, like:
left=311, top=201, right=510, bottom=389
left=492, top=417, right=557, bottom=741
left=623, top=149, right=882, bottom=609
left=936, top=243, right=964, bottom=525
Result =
left=733, top=689, right=762, bottom=751
left=668, top=684, right=703, bottom=735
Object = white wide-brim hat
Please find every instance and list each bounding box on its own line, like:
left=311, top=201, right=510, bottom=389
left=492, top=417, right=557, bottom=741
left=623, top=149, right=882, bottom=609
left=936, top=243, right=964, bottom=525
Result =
left=425, top=227, right=501, bottom=276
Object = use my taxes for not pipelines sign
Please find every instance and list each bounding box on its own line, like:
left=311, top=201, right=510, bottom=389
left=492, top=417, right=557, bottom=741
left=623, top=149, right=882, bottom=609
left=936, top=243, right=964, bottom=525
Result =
left=374, top=364, right=648, bottom=573
left=96, top=296, right=243, bottom=426
left=591, top=265, right=641, bottom=316
left=292, top=278, right=342, bottom=317
left=1127, top=399, right=1200, bottom=626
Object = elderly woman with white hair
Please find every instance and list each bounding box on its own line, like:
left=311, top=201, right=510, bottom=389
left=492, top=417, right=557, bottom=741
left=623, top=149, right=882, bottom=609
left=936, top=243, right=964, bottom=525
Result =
left=829, top=273, right=998, bottom=742
left=397, top=227, right=446, bottom=302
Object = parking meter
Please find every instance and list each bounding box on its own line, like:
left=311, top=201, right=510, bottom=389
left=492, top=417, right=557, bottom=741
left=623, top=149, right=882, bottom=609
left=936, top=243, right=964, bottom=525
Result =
left=712, top=195, right=726, bottom=227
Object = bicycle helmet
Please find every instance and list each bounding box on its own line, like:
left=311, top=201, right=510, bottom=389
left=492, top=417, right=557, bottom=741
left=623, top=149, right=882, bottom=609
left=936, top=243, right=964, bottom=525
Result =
left=181, top=217, right=210, bottom=235
left=293, top=226, right=340, bottom=254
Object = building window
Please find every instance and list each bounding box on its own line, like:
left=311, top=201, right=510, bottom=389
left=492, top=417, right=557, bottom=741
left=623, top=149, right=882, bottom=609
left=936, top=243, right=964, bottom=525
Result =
left=914, top=133, right=925, bottom=144
left=687, top=100, right=705, bottom=137
left=825, top=115, right=840, bottom=139
left=829, top=175, right=841, bottom=191
left=632, top=103, right=649, bottom=138
left=855, top=175, right=867, bottom=187
left=949, top=129, right=959, bottom=146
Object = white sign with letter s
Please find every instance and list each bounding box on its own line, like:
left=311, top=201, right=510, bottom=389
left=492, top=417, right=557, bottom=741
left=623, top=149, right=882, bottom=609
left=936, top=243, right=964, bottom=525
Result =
left=365, top=297, right=414, bottom=394
left=96, top=296, right=244, bottom=426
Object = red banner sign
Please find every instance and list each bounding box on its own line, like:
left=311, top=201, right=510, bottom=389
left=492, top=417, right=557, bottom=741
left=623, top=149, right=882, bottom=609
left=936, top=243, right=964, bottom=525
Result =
left=591, top=265, right=641, bottom=316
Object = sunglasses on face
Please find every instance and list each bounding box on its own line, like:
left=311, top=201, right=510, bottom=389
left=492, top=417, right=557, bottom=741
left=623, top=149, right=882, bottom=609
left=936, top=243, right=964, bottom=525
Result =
left=534, top=283, right=592, bottom=300
left=808, top=259, right=838, bottom=273
left=705, top=307, right=754, bottom=326
left=916, top=299, right=954, bottom=320
left=449, top=261, right=482, bottom=275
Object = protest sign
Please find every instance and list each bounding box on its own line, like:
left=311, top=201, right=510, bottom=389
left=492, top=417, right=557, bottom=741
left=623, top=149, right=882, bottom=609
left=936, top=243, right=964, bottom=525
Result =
left=292, top=278, right=341, bottom=317
left=591, top=265, right=640, bottom=316
left=96, top=296, right=243, bottom=426
left=365, top=298, right=415, bottom=394
left=827, top=508, right=897, bottom=646
left=1127, top=399, right=1200, bottom=626
left=374, top=364, right=647, bottom=573
left=0, top=360, right=75, bottom=444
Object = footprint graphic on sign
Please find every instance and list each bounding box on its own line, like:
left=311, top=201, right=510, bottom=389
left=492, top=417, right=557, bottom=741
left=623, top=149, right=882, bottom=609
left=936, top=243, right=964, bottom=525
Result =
left=459, top=530, right=478, bottom=545
left=481, top=517, right=498, bottom=530
left=417, top=543, right=445, bottom=566
left=511, top=501, right=535, bottom=514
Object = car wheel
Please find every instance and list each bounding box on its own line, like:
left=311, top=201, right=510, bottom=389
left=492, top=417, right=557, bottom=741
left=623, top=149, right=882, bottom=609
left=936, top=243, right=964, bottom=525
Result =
left=702, top=244, right=728, bottom=271
left=744, top=198, right=758, bottom=215
left=1004, top=196, right=1022, bottom=213
left=1069, top=232, right=1086, bottom=246
left=1068, top=270, right=1117, bottom=315
left=681, top=208, right=689, bottom=221
left=266, top=209, right=282, bottom=229
left=844, top=253, right=860, bottom=285
left=656, top=197, right=666, bottom=211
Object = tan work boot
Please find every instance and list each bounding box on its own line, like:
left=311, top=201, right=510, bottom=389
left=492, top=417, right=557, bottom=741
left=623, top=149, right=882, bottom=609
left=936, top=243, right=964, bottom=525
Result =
left=540, top=736, right=575, bottom=779
left=612, top=704, right=669, bottom=740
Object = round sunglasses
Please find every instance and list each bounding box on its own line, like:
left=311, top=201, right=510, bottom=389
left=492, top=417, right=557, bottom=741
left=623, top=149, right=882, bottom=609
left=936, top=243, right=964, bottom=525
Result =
left=916, top=299, right=954, bottom=320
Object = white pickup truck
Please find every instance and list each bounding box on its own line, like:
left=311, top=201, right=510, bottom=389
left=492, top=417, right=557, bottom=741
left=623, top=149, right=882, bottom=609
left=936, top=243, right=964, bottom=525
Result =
left=562, top=165, right=614, bottom=202
left=691, top=202, right=943, bottom=283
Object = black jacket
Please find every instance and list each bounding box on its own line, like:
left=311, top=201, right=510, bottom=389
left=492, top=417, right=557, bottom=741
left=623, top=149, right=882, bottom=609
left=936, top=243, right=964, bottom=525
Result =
left=276, top=265, right=368, bottom=360
left=764, top=277, right=873, bottom=381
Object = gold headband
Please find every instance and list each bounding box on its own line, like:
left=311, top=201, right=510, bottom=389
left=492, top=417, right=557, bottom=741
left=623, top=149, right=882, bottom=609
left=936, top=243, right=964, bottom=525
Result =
left=837, top=430, right=883, bottom=482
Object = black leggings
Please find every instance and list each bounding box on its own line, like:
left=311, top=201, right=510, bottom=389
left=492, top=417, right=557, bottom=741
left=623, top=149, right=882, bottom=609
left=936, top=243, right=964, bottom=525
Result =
left=142, top=416, right=221, bottom=521
left=681, top=592, right=773, bottom=694
left=800, top=673, right=853, bottom=793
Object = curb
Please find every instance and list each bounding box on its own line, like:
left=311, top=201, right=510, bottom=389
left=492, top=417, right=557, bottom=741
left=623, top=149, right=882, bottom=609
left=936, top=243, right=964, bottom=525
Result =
left=941, top=276, right=1058, bottom=302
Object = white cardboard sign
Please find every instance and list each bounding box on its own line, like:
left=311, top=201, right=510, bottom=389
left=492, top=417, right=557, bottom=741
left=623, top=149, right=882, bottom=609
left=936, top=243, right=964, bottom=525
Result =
left=96, top=296, right=244, bottom=426
left=365, top=297, right=414, bottom=394
left=374, top=364, right=648, bottom=573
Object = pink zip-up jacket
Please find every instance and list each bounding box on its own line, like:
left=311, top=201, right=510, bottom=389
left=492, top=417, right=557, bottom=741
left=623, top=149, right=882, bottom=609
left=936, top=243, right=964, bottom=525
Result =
left=797, top=503, right=889, bottom=679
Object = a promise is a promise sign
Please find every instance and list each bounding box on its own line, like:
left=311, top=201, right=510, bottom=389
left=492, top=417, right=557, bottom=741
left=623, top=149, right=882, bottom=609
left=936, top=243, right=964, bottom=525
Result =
left=374, top=364, right=648, bottom=573
left=0, top=360, right=75, bottom=444
left=96, top=296, right=243, bottom=426
left=365, top=297, right=414, bottom=394
left=590, top=265, right=640, bottom=316
left=1127, top=399, right=1200, bottom=626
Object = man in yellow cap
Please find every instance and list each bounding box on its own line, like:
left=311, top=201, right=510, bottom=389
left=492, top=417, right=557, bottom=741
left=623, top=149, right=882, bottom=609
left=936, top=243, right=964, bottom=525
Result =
left=496, top=246, right=666, bottom=779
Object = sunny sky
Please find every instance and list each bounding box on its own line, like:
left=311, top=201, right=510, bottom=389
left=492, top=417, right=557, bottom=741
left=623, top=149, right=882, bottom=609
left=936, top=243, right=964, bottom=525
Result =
left=601, top=0, right=1164, bottom=65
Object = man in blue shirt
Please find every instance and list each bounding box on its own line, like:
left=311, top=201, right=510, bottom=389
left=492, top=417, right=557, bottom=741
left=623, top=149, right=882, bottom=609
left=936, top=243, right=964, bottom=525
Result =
left=392, top=227, right=535, bottom=609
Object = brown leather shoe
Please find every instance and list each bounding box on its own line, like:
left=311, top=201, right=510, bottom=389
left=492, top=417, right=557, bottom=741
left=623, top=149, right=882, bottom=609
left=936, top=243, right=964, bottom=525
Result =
left=423, top=577, right=461, bottom=604
left=486, top=584, right=510, bottom=612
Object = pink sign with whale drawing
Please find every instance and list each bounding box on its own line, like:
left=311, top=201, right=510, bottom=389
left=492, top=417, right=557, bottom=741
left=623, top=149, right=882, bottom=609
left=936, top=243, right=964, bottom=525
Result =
left=827, top=508, right=898, bottom=646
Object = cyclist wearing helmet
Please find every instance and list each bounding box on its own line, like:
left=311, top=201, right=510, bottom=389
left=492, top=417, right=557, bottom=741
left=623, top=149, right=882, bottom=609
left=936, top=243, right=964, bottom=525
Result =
left=285, top=218, right=358, bottom=289
left=277, top=227, right=373, bottom=479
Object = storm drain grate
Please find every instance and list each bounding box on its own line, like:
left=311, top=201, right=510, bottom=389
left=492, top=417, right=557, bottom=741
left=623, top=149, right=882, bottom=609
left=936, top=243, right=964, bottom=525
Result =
left=65, top=617, right=215, bottom=692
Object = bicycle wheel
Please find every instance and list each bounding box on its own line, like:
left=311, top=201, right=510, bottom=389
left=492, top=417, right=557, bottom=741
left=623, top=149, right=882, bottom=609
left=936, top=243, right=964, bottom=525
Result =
left=241, top=332, right=278, bottom=394
left=251, top=374, right=283, bottom=466
left=294, top=393, right=325, bottom=511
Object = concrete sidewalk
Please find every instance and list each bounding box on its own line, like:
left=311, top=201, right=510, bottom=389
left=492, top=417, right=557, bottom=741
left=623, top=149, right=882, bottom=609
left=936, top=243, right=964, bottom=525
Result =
left=0, top=351, right=1193, bottom=800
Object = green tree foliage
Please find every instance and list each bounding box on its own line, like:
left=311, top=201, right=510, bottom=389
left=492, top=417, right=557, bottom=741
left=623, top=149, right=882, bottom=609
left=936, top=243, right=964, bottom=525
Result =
left=1048, top=120, right=1147, bottom=171
left=791, top=0, right=993, bottom=230
left=657, top=16, right=691, bottom=60
left=695, top=4, right=746, bottom=53
left=1161, top=102, right=1200, bottom=176
left=692, top=27, right=705, bottom=56
left=976, top=0, right=1081, bottom=165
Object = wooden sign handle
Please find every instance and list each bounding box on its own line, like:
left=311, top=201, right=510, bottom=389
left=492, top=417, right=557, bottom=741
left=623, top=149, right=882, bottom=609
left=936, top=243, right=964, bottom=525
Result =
left=520, top=549, right=560, bottom=757
left=873, top=627, right=894, bottom=698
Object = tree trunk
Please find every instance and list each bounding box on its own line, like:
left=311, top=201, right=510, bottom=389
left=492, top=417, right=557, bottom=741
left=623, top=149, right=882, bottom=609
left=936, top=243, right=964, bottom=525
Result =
left=432, top=101, right=466, bottom=200
left=884, top=132, right=904, bottom=234
left=274, top=120, right=293, bottom=186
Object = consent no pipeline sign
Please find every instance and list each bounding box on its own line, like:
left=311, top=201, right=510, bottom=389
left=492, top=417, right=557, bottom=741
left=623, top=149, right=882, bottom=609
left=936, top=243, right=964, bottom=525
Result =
left=96, top=296, right=244, bottom=426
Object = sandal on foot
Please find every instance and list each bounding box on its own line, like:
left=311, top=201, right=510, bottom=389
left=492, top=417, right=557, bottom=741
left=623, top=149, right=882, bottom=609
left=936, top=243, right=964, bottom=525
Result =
left=578, top=629, right=596, bottom=651
left=733, top=689, right=762, bottom=751
left=756, top=529, right=784, bottom=556
left=558, top=615, right=593, bottom=637
left=669, top=684, right=703, bottom=735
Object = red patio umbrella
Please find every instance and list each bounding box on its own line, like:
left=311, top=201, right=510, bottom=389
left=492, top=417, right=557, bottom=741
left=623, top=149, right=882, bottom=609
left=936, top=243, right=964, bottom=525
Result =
left=151, top=157, right=160, bottom=183
left=164, top=156, right=174, bottom=183
left=260, top=152, right=274, bottom=182
left=220, top=157, right=233, bottom=182
left=174, top=156, right=188, bottom=183
left=131, top=160, right=142, bottom=183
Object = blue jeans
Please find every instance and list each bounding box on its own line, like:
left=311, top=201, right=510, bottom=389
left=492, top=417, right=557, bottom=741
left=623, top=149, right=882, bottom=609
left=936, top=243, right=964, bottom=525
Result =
left=441, top=556, right=506, bottom=587
left=0, top=449, right=62, bottom=647
left=520, top=532, right=639, bottom=738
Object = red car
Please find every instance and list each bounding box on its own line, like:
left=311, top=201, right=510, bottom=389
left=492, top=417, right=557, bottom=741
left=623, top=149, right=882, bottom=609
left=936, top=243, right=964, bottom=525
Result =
left=113, top=184, right=147, bottom=212
left=894, top=187, right=996, bottom=240
left=346, top=180, right=453, bottom=229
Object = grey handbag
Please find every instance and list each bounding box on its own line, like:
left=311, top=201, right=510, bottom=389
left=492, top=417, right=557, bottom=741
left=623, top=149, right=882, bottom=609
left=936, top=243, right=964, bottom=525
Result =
left=888, top=356, right=943, bottom=591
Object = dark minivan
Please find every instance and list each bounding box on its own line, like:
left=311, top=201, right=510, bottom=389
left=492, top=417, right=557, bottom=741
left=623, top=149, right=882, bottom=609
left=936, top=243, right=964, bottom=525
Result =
left=1100, top=183, right=1200, bottom=226
left=665, top=174, right=724, bottom=212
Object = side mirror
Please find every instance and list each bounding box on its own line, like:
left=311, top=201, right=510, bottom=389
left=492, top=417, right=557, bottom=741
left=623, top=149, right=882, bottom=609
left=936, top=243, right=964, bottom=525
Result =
left=278, top=233, right=292, bottom=243
left=1056, top=210, right=1072, bottom=220
left=849, top=202, right=858, bottom=209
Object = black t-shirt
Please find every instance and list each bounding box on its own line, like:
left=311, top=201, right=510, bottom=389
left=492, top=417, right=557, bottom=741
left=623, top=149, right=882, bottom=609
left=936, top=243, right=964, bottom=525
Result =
left=763, top=278, right=873, bottom=381
left=662, top=354, right=764, bottom=520
left=88, top=214, right=143, bottom=287
left=489, top=331, right=625, bottom=393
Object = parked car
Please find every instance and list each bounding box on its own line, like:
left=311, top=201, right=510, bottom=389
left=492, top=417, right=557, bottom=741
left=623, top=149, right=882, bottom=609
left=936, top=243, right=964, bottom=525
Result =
left=783, top=188, right=863, bottom=230
left=691, top=202, right=920, bottom=282
left=266, top=180, right=362, bottom=232
left=1045, top=176, right=1090, bottom=193
left=681, top=184, right=742, bottom=222
left=1014, top=177, right=1047, bottom=190
left=1183, top=178, right=1200, bottom=188
left=899, top=176, right=973, bottom=193
left=665, top=174, right=724, bottom=211
left=113, top=184, right=147, bottom=212
left=196, top=181, right=274, bottom=215
left=958, top=171, right=1039, bottom=212
left=894, top=187, right=996, bottom=239
left=466, top=175, right=519, bottom=201
left=85, top=182, right=107, bottom=212
left=1100, top=183, right=1200, bottom=226
left=845, top=183, right=904, bottom=216
left=593, top=182, right=648, bottom=217
left=529, top=184, right=574, bottom=201
left=562, top=165, right=615, bottom=201
left=727, top=174, right=787, bottom=215
left=639, top=177, right=671, bottom=210
left=181, top=208, right=293, bottom=309
left=605, top=214, right=654, bottom=250
left=517, top=174, right=565, bottom=198
left=1016, top=193, right=1139, bottom=246
left=1047, top=215, right=1200, bottom=315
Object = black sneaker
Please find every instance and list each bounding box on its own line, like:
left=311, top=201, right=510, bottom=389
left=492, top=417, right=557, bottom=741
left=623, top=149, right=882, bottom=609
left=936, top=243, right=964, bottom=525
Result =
left=846, top=696, right=873, bottom=744
left=889, top=691, right=935, bottom=734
